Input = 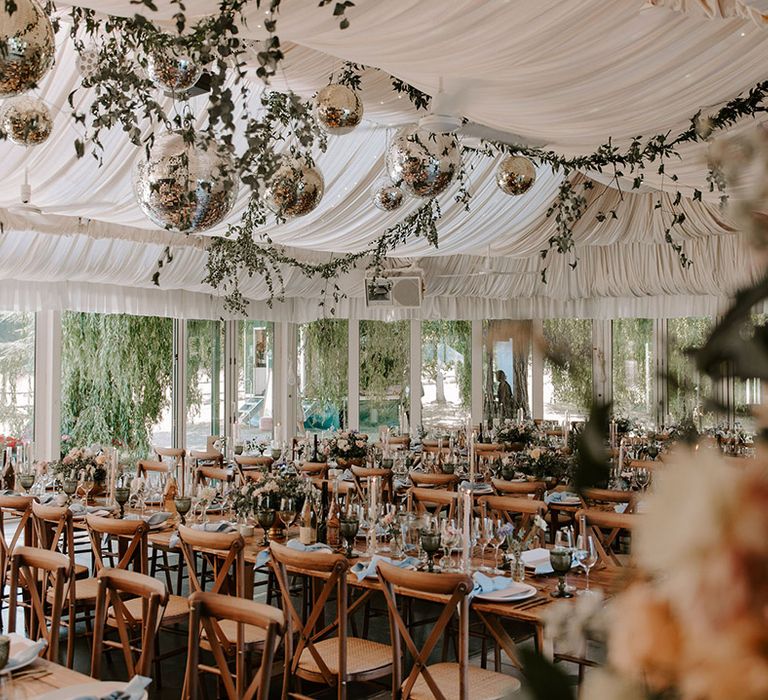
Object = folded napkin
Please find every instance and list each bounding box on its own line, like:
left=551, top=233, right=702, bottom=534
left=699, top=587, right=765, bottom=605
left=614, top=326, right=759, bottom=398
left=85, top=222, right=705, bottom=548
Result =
left=168, top=520, right=235, bottom=548
left=351, top=554, right=420, bottom=582
left=545, top=491, right=580, bottom=505
left=37, top=493, right=56, bottom=504
left=470, top=572, right=518, bottom=601
left=342, top=469, right=355, bottom=482
left=7, top=638, right=46, bottom=670
left=521, top=547, right=576, bottom=575
left=122, top=674, right=152, bottom=700
left=285, top=539, right=332, bottom=553
left=125, top=511, right=173, bottom=527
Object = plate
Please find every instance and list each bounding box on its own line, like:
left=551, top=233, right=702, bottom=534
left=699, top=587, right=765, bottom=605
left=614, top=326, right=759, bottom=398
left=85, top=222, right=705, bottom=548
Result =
left=474, top=581, right=537, bottom=603
left=6, top=634, right=43, bottom=672
left=35, top=681, right=148, bottom=700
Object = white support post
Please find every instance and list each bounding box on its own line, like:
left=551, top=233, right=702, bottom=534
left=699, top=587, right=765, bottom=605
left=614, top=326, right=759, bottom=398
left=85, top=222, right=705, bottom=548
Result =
left=592, top=320, right=611, bottom=407
left=347, top=319, right=360, bottom=430
left=273, top=321, right=297, bottom=444
left=34, top=311, right=62, bottom=462
left=409, top=320, right=422, bottom=433
left=471, top=320, right=483, bottom=425
left=531, top=319, right=544, bottom=420
left=172, top=319, right=186, bottom=451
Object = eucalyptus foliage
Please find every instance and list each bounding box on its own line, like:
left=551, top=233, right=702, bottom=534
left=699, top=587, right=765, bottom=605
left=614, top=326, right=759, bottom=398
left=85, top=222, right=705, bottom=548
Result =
left=300, top=319, right=348, bottom=414
left=359, top=320, right=409, bottom=409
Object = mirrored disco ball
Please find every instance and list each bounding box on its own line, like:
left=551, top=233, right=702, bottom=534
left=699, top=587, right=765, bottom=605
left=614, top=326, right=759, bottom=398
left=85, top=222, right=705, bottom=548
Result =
left=0, top=0, right=55, bottom=98
left=1, top=95, right=52, bottom=146
left=371, top=177, right=404, bottom=211
left=314, top=83, right=363, bottom=135
left=264, top=159, right=324, bottom=218
left=386, top=125, right=460, bottom=198
left=496, top=155, right=536, bottom=196
left=132, top=131, right=239, bottom=233
left=147, top=47, right=202, bottom=93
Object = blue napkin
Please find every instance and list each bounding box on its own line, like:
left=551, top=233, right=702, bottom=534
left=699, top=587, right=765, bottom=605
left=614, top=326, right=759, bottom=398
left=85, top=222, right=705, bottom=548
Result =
left=168, top=520, right=235, bottom=548
left=351, top=554, right=420, bottom=582
left=125, top=511, right=173, bottom=527
left=285, top=539, right=333, bottom=553
left=545, top=491, right=579, bottom=504
left=342, top=469, right=355, bottom=481
left=470, top=572, right=517, bottom=601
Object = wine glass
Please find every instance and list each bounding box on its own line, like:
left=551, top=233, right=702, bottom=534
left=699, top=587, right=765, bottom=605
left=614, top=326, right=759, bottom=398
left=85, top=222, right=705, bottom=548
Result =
left=419, top=529, right=441, bottom=573
left=476, top=516, right=493, bottom=573
left=174, top=494, right=192, bottom=524
left=576, top=534, right=598, bottom=594
left=549, top=547, right=574, bottom=598
left=115, top=486, right=131, bottom=518
left=441, top=519, right=460, bottom=572
left=62, top=478, right=77, bottom=505
left=339, top=514, right=360, bottom=558
left=636, top=468, right=651, bottom=491
left=489, top=519, right=505, bottom=573
left=555, top=529, right=575, bottom=593
left=81, top=473, right=95, bottom=506
left=18, top=473, right=34, bottom=495
left=277, top=497, right=297, bottom=529
left=256, top=507, right=276, bottom=546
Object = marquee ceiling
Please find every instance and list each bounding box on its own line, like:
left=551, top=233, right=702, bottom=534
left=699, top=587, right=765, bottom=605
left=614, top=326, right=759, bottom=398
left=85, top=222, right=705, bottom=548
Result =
left=0, top=0, right=766, bottom=320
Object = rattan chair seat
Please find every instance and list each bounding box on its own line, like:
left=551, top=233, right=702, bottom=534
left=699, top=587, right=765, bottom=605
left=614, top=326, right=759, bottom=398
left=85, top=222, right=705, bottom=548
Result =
left=298, top=637, right=392, bottom=678
left=107, top=592, right=188, bottom=626
left=407, top=662, right=521, bottom=699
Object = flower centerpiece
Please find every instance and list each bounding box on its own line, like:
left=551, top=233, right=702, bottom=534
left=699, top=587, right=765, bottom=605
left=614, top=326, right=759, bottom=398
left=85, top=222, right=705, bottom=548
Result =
left=495, top=419, right=536, bottom=448
left=498, top=514, right=548, bottom=579
left=515, top=447, right=575, bottom=486
left=328, top=430, right=368, bottom=466
left=234, top=469, right=310, bottom=516
left=50, top=447, right=108, bottom=488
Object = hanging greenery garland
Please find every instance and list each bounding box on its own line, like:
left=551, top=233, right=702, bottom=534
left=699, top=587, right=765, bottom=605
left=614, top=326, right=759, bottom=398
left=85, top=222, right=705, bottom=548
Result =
left=6, top=2, right=767, bottom=313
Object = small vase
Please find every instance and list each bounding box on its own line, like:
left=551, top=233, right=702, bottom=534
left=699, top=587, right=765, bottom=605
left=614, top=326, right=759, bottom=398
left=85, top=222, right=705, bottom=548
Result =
left=513, top=555, right=525, bottom=582
left=389, top=534, right=404, bottom=560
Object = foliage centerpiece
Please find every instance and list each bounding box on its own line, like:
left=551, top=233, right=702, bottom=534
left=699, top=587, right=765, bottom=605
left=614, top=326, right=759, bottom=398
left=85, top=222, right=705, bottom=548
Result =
left=515, top=447, right=575, bottom=484
left=233, top=469, right=308, bottom=514
left=328, top=430, right=368, bottom=463
left=495, top=419, right=536, bottom=447
left=50, top=447, right=108, bottom=485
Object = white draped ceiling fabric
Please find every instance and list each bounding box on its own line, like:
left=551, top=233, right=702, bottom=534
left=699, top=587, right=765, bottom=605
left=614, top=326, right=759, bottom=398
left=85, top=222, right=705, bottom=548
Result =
left=1, top=0, right=767, bottom=321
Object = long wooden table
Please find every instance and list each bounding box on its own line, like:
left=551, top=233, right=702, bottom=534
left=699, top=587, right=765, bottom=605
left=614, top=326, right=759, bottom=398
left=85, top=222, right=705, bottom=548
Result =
left=7, top=656, right=93, bottom=695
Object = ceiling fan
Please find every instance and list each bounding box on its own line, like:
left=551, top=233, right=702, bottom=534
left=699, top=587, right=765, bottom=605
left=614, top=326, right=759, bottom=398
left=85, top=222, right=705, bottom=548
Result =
left=6, top=170, right=115, bottom=216
left=434, top=247, right=540, bottom=280
left=417, top=77, right=548, bottom=148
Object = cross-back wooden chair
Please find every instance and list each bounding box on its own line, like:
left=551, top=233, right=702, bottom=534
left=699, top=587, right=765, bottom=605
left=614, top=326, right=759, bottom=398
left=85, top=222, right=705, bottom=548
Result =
left=350, top=465, right=393, bottom=504
left=195, top=465, right=233, bottom=490
left=91, top=568, right=168, bottom=680
left=137, top=458, right=171, bottom=480
left=407, top=487, right=458, bottom=519
left=185, top=591, right=285, bottom=700
left=576, top=508, right=638, bottom=569
left=85, top=514, right=149, bottom=576
left=297, top=462, right=328, bottom=479
left=579, top=487, right=636, bottom=513
left=375, top=435, right=410, bottom=451
left=8, top=546, right=71, bottom=664
left=0, top=494, right=34, bottom=630
left=32, top=501, right=96, bottom=668
left=479, top=495, right=547, bottom=544
left=235, top=455, right=274, bottom=470
left=492, top=479, right=546, bottom=499
left=410, top=472, right=459, bottom=491
left=190, top=448, right=224, bottom=475
left=178, top=524, right=272, bottom=677
left=376, top=561, right=520, bottom=700
left=269, top=541, right=392, bottom=700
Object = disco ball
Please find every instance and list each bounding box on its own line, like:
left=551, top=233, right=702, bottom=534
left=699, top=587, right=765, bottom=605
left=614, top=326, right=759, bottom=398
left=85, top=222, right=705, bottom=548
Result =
left=146, top=47, right=202, bottom=93
left=132, top=131, right=239, bottom=233
left=0, top=0, right=55, bottom=98
left=1, top=95, right=52, bottom=146
left=386, top=125, right=460, bottom=198
left=371, top=178, right=404, bottom=211
left=496, top=155, right=536, bottom=196
left=314, top=83, right=363, bottom=135
left=264, top=159, right=324, bottom=218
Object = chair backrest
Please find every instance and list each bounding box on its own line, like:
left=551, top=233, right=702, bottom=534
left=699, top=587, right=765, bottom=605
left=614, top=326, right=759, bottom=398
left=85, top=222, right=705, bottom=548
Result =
left=0, top=495, right=34, bottom=591
left=185, top=591, right=284, bottom=700
left=195, top=465, right=232, bottom=488
left=137, top=459, right=171, bottom=478
left=85, top=514, right=149, bottom=574
left=377, top=561, right=486, bottom=700
left=492, top=479, right=546, bottom=499
left=269, top=542, right=350, bottom=690
left=350, top=466, right=392, bottom=502
left=409, top=472, right=459, bottom=490
left=234, top=455, right=274, bottom=469
left=479, top=495, right=547, bottom=543
left=576, top=508, right=638, bottom=568
left=580, top=487, right=636, bottom=512
left=407, top=487, right=458, bottom=519
left=32, top=502, right=76, bottom=566
left=190, top=450, right=224, bottom=472
left=297, top=462, right=328, bottom=478
left=91, top=568, right=168, bottom=679
left=8, top=546, right=71, bottom=662
left=178, top=525, right=245, bottom=597
left=154, top=446, right=186, bottom=490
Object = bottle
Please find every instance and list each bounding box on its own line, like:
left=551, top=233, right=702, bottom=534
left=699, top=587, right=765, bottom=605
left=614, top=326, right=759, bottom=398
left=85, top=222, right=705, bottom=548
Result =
left=312, top=434, right=319, bottom=463
left=326, top=479, right=341, bottom=549
left=317, top=482, right=329, bottom=543
left=299, top=497, right=317, bottom=545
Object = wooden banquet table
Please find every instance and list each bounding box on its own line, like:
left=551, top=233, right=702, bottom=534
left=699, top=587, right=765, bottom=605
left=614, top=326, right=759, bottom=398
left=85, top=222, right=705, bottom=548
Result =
left=110, top=507, right=626, bottom=664
left=6, top=656, right=93, bottom=695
